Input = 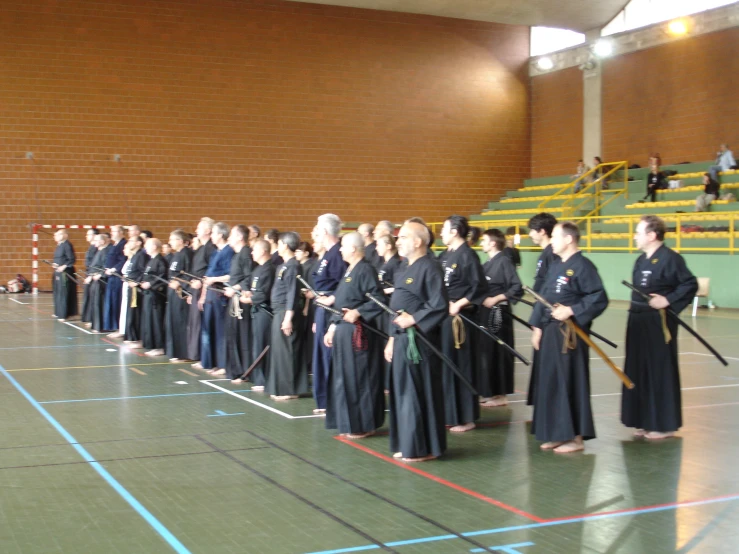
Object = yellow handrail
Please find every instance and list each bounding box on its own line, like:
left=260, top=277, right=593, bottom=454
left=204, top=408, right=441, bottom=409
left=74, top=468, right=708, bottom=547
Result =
left=536, top=164, right=602, bottom=211
left=573, top=161, right=629, bottom=222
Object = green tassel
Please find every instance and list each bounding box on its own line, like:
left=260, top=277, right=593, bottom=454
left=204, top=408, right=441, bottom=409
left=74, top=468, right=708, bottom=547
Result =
left=406, top=327, right=422, bottom=364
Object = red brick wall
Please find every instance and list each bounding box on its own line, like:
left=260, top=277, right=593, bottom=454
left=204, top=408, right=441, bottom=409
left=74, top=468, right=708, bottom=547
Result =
left=531, top=67, right=583, bottom=178
left=603, top=27, right=739, bottom=166
left=0, top=0, right=530, bottom=286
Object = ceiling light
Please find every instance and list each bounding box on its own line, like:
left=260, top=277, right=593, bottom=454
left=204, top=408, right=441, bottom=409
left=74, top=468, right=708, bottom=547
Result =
left=593, top=40, right=613, bottom=58
left=536, top=57, right=554, bottom=70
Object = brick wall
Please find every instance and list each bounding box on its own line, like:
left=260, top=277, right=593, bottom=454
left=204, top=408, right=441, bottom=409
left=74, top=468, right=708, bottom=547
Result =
left=0, top=0, right=530, bottom=287
left=531, top=67, right=583, bottom=178
left=603, top=27, right=739, bottom=167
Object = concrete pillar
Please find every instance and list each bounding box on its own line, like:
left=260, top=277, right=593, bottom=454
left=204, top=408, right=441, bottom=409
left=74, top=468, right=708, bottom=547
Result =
left=582, top=29, right=602, bottom=166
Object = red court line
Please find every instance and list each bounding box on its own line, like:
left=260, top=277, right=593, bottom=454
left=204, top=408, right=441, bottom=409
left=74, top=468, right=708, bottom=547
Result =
left=334, top=436, right=545, bottom=523
left=543, top=492, right=739, bottom=523
left=101, top=337, right=146, bottom=357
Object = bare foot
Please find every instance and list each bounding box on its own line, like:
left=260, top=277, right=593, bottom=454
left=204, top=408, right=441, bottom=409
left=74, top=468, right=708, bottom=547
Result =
left=274, top=395, right=298, bottom=401
left=633, top=429, right=646, bottom=437
left=211, top=368, right=226, bottom=376
left=393, top=452, right=403, bottom=458
left=145, top=349, right=164, bottom=357
left=481, top=396, right=508, bottom=407
left=346, top=431, right=376, bottom=439
left=231, top=378, right=244, bottom=384
left=402, top=455, right=437, bottom=462
left=251, top=385, right=264, bottom=392
left=128, top=342, right=144, bottom=349
left=107, top=332, right=123, bottom=338
left=540, top=441, right=565, bottom=450
left=554, top=438, right=584, bottom=454
left=312, top=408, right=326, bottom=415
left=58, top=318, right=66, bottom=323
left=191, top=362, right=204, bottom=370
left=449, top=422, right=476, bottom=433
left=645, top=431, right=675, bottom=440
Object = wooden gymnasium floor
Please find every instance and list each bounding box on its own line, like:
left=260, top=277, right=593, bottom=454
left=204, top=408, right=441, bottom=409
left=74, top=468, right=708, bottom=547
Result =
left=2, top=294, right=739, bottom=554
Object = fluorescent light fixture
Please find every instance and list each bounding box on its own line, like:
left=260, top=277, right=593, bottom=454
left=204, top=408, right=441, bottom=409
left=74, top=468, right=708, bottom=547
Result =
left=667, top=19, right=688, bottom=35
left=536, top=57, right=554, bottom=70
left=593, top=40, right=613, bottom=57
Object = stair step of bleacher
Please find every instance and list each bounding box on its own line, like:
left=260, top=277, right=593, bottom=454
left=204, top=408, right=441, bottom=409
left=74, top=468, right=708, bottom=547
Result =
left=625, top=200, right=734, bottom=209
left=500, top=194, right=583, bottom=203
left=657, top=182, right=739, bottom=194
left=517, top=183, right=569, bottom=192
left=478, top=207, right=565, bottom=216
left=603, top=213, right=739, bottom=224
left=590, top=232, right=738, bottom=239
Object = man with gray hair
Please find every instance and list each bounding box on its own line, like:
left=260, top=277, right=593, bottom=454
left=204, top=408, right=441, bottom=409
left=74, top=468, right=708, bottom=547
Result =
left=51, top=229, right=78, bottom=321
left=310, top=214, right=347, bottom=414
left=267, top=232, right=307, bottom=400
left=323, top=232, right=385, bottom=437
left=102, top=225, right=127, bottom=332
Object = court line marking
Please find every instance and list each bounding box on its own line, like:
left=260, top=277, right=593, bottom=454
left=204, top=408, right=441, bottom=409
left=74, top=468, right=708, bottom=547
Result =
left=7, top=362, right=173, bottom=372
left=129, top=367, right=146, bottom=376
left=334, top=436, right=544, bottom=522
left=684, top=351, right=739, bottom=362
left=63, top=321, right=95, bottom=335
left=38, top=390, right=254, bottom=404
left=102, top=337, right=146, bottom=357
left=178, top=368, right=198, bottom=377
left=9, top=298, right=29, bottom=305
left=304, top=492, right=739, bottom=554
left=200, top=380, right=323, bottom=419
left=0, top=363, right=191, bottom=554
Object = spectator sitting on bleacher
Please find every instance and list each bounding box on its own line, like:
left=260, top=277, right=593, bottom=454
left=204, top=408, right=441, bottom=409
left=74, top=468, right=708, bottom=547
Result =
left=592, top=156, right=610, bottom=190
left=641, top=161, right=668, bottom=202
left=695, top=173, right=720, bottom=212
left=572, top=159, right=590, bottom=193
left=708, top=144, right=736, bottom=182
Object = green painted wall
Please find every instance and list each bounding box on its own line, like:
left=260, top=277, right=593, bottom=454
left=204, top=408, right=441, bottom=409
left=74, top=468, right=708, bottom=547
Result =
left=518, top=251, right=738, bottom=308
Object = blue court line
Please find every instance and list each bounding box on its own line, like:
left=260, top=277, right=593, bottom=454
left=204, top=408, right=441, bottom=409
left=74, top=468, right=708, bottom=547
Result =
left=0, top=344, right=103, bottom=350
left=39, top=390, right=254, bottom=404
left=304, top=494, right=739, bottom=554
left=0, top=363, right=191, bottom=554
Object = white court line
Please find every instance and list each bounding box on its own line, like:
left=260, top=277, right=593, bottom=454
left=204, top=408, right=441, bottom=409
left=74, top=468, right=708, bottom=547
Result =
left=63, top=321, right=96, bottom=335
left=9, top=298, right=29, bottom=305
left=200, top=380, right=323, bottom=419
left=683, top=351, right=739, bottom=362
left=503, top=383, right=739, bottom=404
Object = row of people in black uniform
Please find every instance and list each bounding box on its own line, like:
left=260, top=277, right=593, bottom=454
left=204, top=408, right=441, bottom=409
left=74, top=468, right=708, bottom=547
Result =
left=51, top=210, right=696, bottom=460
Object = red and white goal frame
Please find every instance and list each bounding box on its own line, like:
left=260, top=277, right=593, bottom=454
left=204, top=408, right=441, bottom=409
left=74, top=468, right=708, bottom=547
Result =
left=31, top=224, right=111, bottom=295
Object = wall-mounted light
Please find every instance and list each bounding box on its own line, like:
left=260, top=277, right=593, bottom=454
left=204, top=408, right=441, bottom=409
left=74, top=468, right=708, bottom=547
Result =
left=667, top=19, right=689, bottom=36
left=592, top=40, right=613, bottom=57
left=536, top=57, right=554, bottom=71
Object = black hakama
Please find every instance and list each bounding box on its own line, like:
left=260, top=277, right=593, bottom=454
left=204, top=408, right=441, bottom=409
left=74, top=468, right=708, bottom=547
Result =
left=90, top=279, right=107, bottom=332
left=165, top=288, right=190, bottom=359
left=124, top=286, right=142, bottom=342
left=477, top=304, right=515, bottom=397
left=53, top=270, right=78, bottom=319
left=527, top=244, right=558, bottom=406
left=186, top=240, right=217, bottom=362
left=621, top=244, right=697, bottom=433
left=388, top=255, right=448, bottom=459
left=266, top=258, right=306, bottom=396
left=140, top=256, right=168, bottom=350
left=529, top=251, right=608, bottom=443
left=324, top=259, right=385, bottom=435
left=225, top=246, right=254, bottom=379
left=248, top=261, right=276, bottom=387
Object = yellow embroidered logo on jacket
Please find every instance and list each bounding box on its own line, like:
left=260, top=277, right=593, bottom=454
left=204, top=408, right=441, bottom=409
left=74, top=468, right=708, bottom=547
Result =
left=345, top=277, right=352, bottom=283
left=405, top=278, right=414, bottom=284
left=652, top=258, right=659, bottom=264
left=566, top=269, right=574, bottom=276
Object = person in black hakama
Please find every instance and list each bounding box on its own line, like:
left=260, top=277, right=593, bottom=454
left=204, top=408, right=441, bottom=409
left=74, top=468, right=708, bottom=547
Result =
left=51, top=230, right=78, bottom=321
left=296, top=241, right=319, bottom=381
left=477, top=229, right=523, bottom=407
left=165, top=230, right=193, bottom=362
left=438, top=215, right=487, bottom=433
left=81, top=228, right=99, bottom=323
left=310, top=214, right=347, bottom=414
left=622, top=215, right=697, bottom=440
left=385, top=222, right=448, bottom=462
left=530, top=222, right=608, bottom=454
left=187, top=218, right=217, bottom=363
left=323, top=232, right=386, bottom=438
left=120, top=236, right=148, bottom=347
left=526, top=212, right=559, bottom=407
left=266, top=232, right=306, bottom=400
left=224, top=225, right=254, bottom=382
left=86, top=233, right=111, bottom=333
left=102, top=225, right=127, bottom=332
left=238, top=239, right=276, bottom=389
left=140, top=239, right=168, bottom=357
left=376, top=234, right=401, bottom=389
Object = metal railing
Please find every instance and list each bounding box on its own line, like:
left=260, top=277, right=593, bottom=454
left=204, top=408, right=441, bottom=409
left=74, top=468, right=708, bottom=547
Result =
left=428, top=211, right=739, bottom=254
